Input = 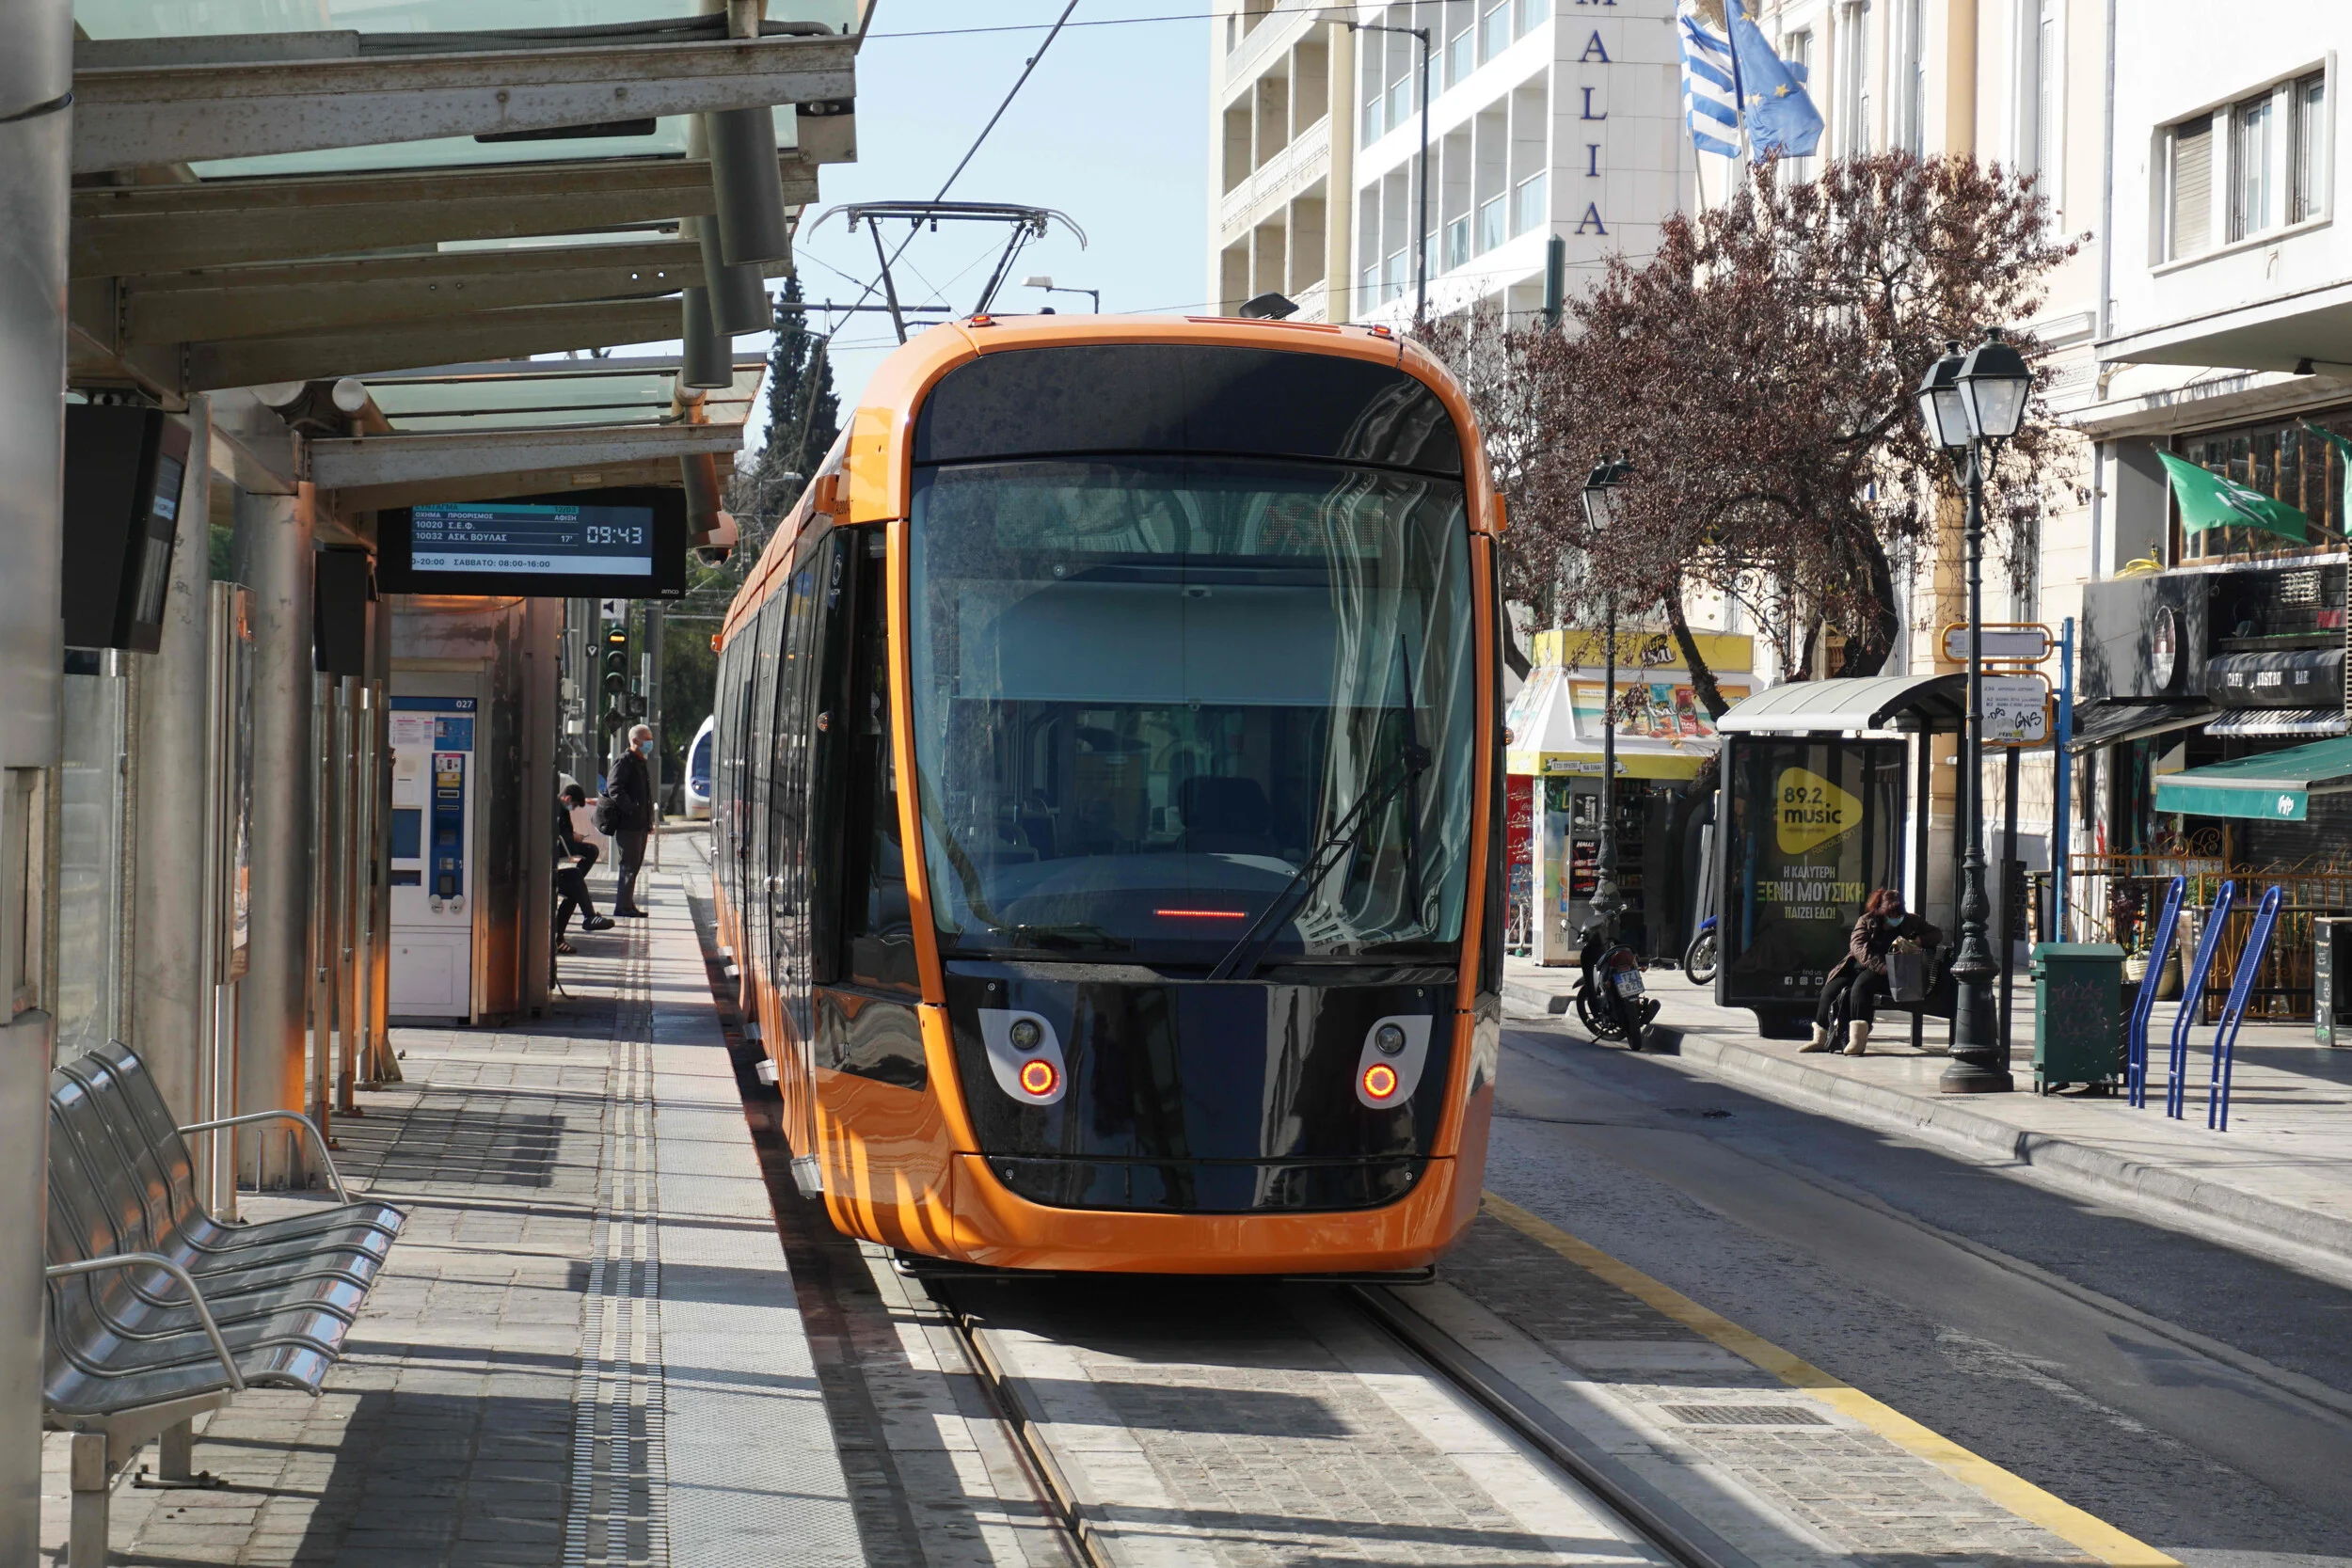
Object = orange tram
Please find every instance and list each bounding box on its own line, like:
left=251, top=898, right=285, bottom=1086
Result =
left=708, top=313, right=1504, bottom=1274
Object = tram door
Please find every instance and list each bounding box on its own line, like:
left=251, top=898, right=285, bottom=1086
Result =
left=388, top=695, right=480, bottom=1021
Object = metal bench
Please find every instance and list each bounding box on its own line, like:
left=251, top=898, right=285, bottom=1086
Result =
left=43, top=1041, right=405, bottom=1566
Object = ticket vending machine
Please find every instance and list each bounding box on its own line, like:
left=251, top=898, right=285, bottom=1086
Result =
left=389, top=695, right=479, bottom=1020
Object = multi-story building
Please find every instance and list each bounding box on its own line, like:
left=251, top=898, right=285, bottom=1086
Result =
left=1207, top=1, right=1692, bottom=325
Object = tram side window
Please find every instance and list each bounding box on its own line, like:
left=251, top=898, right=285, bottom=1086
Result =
left=839, top=539, right=918, bottom=990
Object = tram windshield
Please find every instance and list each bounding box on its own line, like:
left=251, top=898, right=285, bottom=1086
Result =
left=908, top=456, right=1478, bottom=967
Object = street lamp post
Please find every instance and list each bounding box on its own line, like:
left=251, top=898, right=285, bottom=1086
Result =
left=1915, top=330, right=2033, bottom=1094
left=1581, top=457, right=1634, bottom=937
left=1345, top=17, right=1432, bottom=321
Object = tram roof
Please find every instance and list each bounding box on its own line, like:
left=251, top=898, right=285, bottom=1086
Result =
left=717, top=314, right=1501, bottom=649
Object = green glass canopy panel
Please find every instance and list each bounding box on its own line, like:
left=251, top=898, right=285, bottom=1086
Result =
left=2153, top=736, right=2352, bottom=822
left=364, top=356, right=764, bottom=433
left=72, top=0, right=851, bottom=177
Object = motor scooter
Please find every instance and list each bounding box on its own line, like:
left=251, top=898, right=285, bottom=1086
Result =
left=1573, top=924, right=1661, bottom=1051
left=1682, top=916, right=1718, bottom=986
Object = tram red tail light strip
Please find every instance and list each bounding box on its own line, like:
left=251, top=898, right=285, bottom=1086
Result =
left=1154, top=909, right=1248, bottom=919
left=1018, top=1058, right=1059, bottom=1098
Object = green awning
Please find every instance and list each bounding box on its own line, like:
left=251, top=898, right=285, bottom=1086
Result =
left=2153, top=736, right=2352, bottom=821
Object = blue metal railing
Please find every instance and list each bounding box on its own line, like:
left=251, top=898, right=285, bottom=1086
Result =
left=2207, top=885, right=2284, bottom=1132
left=2126, top=877, right=2185, bottom=1110
left=2167, top=881, right=2237, bottom=1120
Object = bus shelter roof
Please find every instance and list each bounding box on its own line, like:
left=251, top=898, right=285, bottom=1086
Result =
left=1713, top=673, right=1967, bottom=736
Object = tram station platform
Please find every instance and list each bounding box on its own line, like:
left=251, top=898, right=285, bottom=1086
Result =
left=1504, top=958, right=2352, bottom=1278
left=35, top=852, right=864, bottom=1567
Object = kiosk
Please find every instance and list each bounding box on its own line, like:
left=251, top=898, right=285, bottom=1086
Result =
left=1506, top=630, right=1752, bottom=966
left=389, top=696, right=479, bottom=1021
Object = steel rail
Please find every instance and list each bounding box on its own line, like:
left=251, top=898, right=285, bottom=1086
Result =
left=1345, top=1284, right=1757, bottom=1568
left=931, top=1284, right=1107, bottom=1568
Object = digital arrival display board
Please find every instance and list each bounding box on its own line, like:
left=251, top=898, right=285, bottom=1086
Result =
left=376, top=487, right=687, bottom=599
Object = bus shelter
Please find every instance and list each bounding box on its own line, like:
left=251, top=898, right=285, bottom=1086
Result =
left=1711, top=673, right=1967, bottom=1037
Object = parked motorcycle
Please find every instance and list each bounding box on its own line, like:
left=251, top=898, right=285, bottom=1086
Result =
left=1682, top=916, right=1718, bottom=987
left=1574, top=926, right=1661, bottom=1051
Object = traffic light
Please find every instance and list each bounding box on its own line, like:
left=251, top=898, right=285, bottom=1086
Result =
left=601, top=626, right=630, bottom=700
left=599, top=624, right=629, bottom=735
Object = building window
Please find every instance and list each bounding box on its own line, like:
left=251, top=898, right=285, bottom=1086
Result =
left=1361, top=36, right=1384, bottom=145
left=2175, top=417, right=2352, bottom=564
left=1480, top=0, right=1510, bottom=65
left=1446, top=6, right=1474, bottom=89
left=2016, top=0, right=2060, bottom=183
left=1384, top=246, right=1407, bottom=302
left=1782, top=28, right=1815, bottom=176
left=2230, top=89, right=2276, bottom=242
left=2166, top=112, right=2213, bottom=259
left=1895, top=0, right=1925, bottom=154
left=1515, top=0, right=1549, bottom=36
left=2293, top=71, right=2328, bottom=224
left=1512, top=171, right=1546, bottom=237
left=1838, top=1, right=1872, bottom=155
left=1444, top=214, right=1470, bottom=270
left=1476, top=192, right=1506, bottom=252
left=1385, top=8, right=1414, bottom=137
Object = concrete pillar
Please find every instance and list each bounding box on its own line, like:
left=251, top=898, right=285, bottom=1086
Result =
left=230, top=486, right=313, bottom=1187
left=367, top=594, right=397, bottom=1082
left=1324, top=21, right=1355, bottom=324
left=132, top=398, right=215, bottom=1123
left=0, top=0, right=71, bottom=1549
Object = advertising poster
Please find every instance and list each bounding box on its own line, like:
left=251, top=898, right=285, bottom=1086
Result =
left=1719, top=738, right=1905, bottom=1015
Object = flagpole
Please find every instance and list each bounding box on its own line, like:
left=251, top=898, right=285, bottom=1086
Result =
left=1725, top=0, right=1752, bottom=170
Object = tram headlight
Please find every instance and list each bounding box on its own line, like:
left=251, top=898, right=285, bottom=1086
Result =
left=1355, top=1015, right=1431, bottom=1109
left=1009, top=1018, right=1043, bottom=1053
left=1373, top=1022, right=1406, bottom=1056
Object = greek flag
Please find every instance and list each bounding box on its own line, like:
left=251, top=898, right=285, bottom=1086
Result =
left=1677, top=2, right=1740, bottom=159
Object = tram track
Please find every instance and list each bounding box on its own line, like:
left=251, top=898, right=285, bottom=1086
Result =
left=926, top=1269, right=1753, bottom=1568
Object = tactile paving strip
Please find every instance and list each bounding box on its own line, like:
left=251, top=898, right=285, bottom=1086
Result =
left=564, top=926, right=671, bottom=1568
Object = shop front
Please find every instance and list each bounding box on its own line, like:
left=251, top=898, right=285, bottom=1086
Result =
left=1503, top=629, right=1751, bottom=967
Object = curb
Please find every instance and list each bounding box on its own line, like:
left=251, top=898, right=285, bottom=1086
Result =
left=1499, top=980, right=2352, bottom=1268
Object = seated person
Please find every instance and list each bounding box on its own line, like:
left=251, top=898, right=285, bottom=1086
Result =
left=1807, top=887, right=1941, bottom=1057
left=555, top=784, right=614, bottom=954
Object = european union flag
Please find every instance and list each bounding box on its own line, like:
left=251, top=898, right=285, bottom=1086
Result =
left=1727, top=0, right=1824, bottom=162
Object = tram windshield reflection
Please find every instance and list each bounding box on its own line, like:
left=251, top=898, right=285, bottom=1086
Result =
left=908, top=457, right=1477, bottom=967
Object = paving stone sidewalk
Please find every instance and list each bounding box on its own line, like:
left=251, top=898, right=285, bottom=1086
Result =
left=1503, top=956, right=2352, bottom=1271
left=37, top=862, right=859, bottom=1567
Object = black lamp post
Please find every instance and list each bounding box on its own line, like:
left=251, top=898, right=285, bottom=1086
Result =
left=1345, top=17, right=1432, bottom=320
left=1581, top=457, right=1634, bottom=936
left=1915, top=329, right=2033, bottom=1094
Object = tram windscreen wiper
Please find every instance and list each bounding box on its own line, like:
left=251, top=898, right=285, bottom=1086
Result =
left=1205, top=737, right=1431, bottom=984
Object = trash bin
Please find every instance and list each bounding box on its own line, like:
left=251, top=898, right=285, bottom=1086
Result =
left=2317, top=918, right=2352, bottom=1047
left=2031, top=942, right=2126, bottom=1096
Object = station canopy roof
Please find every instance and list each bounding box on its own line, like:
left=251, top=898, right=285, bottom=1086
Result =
left=2153, top=736, right=2352, bottom=822
left=66, top=0, right=861, bottom=406
left=1714, top=673, right=1967, bottom=736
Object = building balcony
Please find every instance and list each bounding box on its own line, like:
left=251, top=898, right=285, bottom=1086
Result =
left=1218, top=117, right=1331, bottom=242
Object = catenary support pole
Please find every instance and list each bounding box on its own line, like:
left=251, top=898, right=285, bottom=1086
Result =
left=0, top=1, right=72, bottom=1545
left=232, top=485, right=317, bottom=1184
left=1998, top=742, right=2021, bottom=1059
left=367, top=601, right=398, bottom=1083
left=309, top=672, right=339, bottom=1142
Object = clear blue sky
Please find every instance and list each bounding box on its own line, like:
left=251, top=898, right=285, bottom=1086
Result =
left=754, top=3, right=1212, bottom=442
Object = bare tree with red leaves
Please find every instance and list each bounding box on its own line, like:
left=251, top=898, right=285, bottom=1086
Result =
left=1420, top=152, right=2080, bottom=713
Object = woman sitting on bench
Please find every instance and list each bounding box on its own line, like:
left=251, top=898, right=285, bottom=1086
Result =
left=1807, top=887, right=1942, bottom=1057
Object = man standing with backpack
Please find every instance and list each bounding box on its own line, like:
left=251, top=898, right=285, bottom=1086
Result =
left=603, top=723, right=657, bottom=917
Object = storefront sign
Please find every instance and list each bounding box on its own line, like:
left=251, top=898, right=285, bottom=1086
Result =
left=2151, top=605, right=2180, bottom=690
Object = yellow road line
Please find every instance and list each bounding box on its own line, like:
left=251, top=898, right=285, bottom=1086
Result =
left=1482, top=1191, right=2180, bottom=1568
